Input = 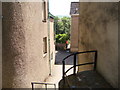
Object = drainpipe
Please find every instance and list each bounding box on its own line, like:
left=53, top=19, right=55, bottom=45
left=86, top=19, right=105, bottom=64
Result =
left=78, top=2, right=80, bottom=72
left=47, top=0, right=52, bottom=75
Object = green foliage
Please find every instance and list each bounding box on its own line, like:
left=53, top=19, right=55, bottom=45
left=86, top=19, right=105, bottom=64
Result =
left=61, top=17, right=71, bottom=35
left=55, top=34, right=69, bottom=43
left=54, top=16, right=70, bottom=35
left=54, top=16, right=71, bottom=43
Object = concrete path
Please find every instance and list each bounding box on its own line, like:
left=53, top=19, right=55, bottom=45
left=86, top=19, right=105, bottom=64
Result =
left=44, top=65, right=75, bottom=88
left=44, top=50, right=78, bottom=88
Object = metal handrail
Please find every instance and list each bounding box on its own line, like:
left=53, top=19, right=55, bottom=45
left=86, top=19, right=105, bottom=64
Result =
left=62, top=50, right=97, bottom=80
left=65, top=62, right=94, bottom=74
left=31, top=82, right=56, bottom=90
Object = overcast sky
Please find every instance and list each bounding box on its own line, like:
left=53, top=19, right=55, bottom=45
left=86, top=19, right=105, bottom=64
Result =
left=49, top=0, right=79, bottom=17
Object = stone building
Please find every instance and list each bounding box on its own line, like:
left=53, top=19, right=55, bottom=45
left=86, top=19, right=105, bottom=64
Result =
left=78, top=2, right=118, bottom=88
left=70, top=2, right=79, bottom=52
left=2, top=1, right=55, bottom=88
left=49, top=12, right=55, bottom=72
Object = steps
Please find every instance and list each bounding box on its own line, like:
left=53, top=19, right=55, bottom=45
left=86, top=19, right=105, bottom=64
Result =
left=59, top=70, right=112, bottom=89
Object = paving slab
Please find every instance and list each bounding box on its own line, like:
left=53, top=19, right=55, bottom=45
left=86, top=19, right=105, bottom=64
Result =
left=44, top=65, right=78, bottom=88
left=43, top=50, right=78, bottom=89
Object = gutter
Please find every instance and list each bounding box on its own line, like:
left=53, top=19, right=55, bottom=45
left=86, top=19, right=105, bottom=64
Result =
left=47, top=0, right=52, bottom=75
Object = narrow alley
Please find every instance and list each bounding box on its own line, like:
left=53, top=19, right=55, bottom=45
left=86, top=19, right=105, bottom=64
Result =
left=1, top=1, right=119, bottom=89
left=44, top=50, right=78, bottom=88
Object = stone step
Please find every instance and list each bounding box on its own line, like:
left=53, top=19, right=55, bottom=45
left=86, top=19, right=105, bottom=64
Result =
left=59, top=70, right=113, bottom=89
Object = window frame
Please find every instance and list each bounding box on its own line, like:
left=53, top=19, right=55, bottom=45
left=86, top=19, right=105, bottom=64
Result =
left=42, top=0, right=47, bottom=22
left=43, top=37, right=47, bottom=54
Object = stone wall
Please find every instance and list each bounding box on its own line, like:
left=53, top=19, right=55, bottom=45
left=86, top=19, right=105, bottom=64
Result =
left=78, top=2, right=118, bottom=88
left=70, top=15, right=79, bottom=52
left=2, top=2, right=50, bottom=88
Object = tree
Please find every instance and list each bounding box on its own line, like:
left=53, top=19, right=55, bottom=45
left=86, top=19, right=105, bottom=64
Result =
left=61, top=17, right=71, bottom=35
left=55, top=34, right=69, bottom=43
left=54, top=16, right=71, bottom=42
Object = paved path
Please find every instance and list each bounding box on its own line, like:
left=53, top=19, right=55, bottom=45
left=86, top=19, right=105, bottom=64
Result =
left=44, top=50, right=78, bottom=88
left=55, top=50, right=78, bottom=65
left=44, top=65, right=74, bottom=88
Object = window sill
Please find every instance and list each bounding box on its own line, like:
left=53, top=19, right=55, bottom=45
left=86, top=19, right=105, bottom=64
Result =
left=43, top=53, right=47, bottom=58
left=42, top=20, right=47, bottom=22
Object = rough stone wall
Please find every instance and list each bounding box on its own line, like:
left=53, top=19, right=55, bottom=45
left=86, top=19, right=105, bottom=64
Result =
left=70, top=15, right=79, bottom=52
left=78, top=2, right=118, bottom=88
left=2, top=2, right=50, bottom=88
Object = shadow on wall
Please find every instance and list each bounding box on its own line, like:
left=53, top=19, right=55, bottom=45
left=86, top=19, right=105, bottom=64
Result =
left=79, top=2, right=118, bottom=88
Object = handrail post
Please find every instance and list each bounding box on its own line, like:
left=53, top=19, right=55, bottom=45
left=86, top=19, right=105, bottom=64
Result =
left=73, top=54, right=76, bottom=75
left=94, top=51, right=97, bottom=70
left=54, top=84, right=56, bottom=90
left=31, top=83, right=34, bottom=90
left=45, top=84, right=47, bottom=90
left=62, top=60, right=65, bottom=80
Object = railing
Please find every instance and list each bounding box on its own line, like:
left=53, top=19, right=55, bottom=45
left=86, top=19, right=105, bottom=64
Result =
left=31, top=82, right=56, bottom=90
left=62, top=50, right=97, bottom=80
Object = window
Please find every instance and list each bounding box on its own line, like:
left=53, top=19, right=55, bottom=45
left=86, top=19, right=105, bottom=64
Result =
left=42, top=0, right=47, bottom=22
left=43, top=37, right=47, bottom=54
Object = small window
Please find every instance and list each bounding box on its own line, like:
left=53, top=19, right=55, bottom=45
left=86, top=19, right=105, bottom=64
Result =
left=43, top=37, right=47, bottom=54
left=42, top=0, right=47, bottom=22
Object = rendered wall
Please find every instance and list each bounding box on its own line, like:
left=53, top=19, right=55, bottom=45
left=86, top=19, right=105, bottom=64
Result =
left=70, top=15, right=79, bottom=52
left=2, top=2, right=50, bottom=88
left=78, top=2, right=118, bottom=88
left=49, top=19, right=55, bottom=68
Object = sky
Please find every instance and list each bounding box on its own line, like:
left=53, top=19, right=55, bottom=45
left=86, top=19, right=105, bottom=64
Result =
left=49, top=0, right=79, bottom=17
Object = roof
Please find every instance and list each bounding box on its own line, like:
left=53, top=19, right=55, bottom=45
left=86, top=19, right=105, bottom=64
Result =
left=48, top=12, right=55, bottom=19
left=70, top=2, right=79, bottom=15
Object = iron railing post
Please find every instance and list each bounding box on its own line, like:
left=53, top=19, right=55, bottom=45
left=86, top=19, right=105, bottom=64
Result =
left=31, top=83, right=34, bottom=90
left=62, top=60, right=65, bottom=80
left=45, top=84, right=47, bottom=90
left=73, top=54, right=76, bottom=75
left=54, top=84, right=56, bottom=90
left=94, top=51, right=97, bottom=70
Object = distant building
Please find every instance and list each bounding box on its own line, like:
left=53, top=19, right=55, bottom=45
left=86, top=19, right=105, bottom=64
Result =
left=70, top=2, right=79, bottom=52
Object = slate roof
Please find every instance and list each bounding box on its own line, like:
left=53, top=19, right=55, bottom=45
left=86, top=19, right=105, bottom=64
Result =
left=48, top=12, right=55, bottom=19
left=70, top=2, right=79, bottom=15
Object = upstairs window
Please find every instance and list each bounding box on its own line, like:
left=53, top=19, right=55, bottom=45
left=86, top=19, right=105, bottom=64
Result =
left=42, top=0, right=47, bottom=22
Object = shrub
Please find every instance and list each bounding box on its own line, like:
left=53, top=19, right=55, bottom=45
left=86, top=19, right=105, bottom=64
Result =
left=55, top=34, right=69, bottom=43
